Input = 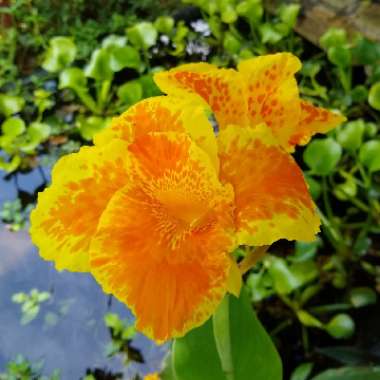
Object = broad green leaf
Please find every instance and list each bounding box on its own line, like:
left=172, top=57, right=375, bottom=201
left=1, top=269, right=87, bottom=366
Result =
left=117, top=81, right=143, bottom=105
left=223, top=32, right=241, bottom=55
left=0, top=94, right=25, bottom=116
left=352, top=36, right=380, bottom=65
left=76, top=115, right=109, bottom=140
left=236, top=0, right=263, bottom=24
left=326, top=314, right=355, bottom=339
left=173, top=290, right=282, bottom=380
left=312, top=366, right=380, bottom=380
left=27, top=122, right=51, bottom=142
left=293, top=240, right=320, bottom=262
left=259, top=23, right=283, bottom=44
left=320, top=28, right=347, bottom=49
left=304, top=174, right=322, bottom=200
left=127, top=22, right=158, bottom=50
left=221, top=7, right=238, bottom=24
left=290, top=362, right=314, bottom=380
left=359, top=140, right=380, bottom=172
left=297, top=310, right=324, bottom=329
left=154, top=16, right=175, bottom=35
left=42, top=36, right=77, bottom=73
left=85, top=48, right=113, bottom=81
left=101, top=34, right=127, bottom=48
left=334, top=178, right=357, bottom=201
left=279, top=4, right=300, bottom=28
left=1, top=117, right=26, bottom=137
left=59, top=67, right=87, bottom=90
left=0, top=155, right=21, bottom=172
left=327, top=46, right=351, bottom=67
left=109, top=45, right=141, bottom=72
left=303, top=138, right=342, bottom=176
left=349, top=287, right=377, bottom=308
left=368, top=82, right=380, bottom=111
left=336, top=120, right=365, bottom=151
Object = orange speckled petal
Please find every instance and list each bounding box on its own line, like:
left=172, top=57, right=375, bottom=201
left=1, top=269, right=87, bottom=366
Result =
left=30, top=140, right=131, bottom=272
left=154, top=64, right=248, bottom=129
left=238, top=53, right=302, bottom=148
left=90, top=132, right=235, bottom=342
left=288, top=100, right=346, bottom=147
left=94, top=96, right=219, bottom=172
left=218, top=124, right=320, bottom=246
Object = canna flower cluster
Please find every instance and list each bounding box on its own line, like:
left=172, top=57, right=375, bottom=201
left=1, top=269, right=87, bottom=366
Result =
left=30, top=53, right=345, bottom=343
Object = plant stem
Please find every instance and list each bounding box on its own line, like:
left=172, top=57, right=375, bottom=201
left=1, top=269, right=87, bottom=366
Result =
left=239, top=245, right=269, bottom=275
left=213, top=295, right=234, bottom=380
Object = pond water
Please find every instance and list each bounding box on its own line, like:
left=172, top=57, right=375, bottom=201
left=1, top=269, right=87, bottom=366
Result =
left=0, top=167, right=167, bottom=379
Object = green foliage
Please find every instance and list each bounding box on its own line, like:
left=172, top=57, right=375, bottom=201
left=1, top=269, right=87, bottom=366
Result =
left=311, top=367, right=380, bottom=380
left=12, top=289, right=51, bottom=325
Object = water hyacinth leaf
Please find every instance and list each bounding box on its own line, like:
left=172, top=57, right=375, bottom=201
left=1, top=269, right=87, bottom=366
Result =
left=311, top=367, right=380, bottom=380
left=109, top=45, right=141, bottom=72
left=127, top=22, right=158, bottom=50
left=154, top=16, right=175, bottom=35
left=290, top=362, right=314, bottom=380
left=320, top=28, right=347, bottom=49
left=297, top=310, right=324, bottom=329
left=293, top=240, right=320, bottom=262
left=259, top=23, right=283, bottom=44
left=336, top=120, right=365, bottom=151
left=326, top=314, right=355, bottom=339
left=350, top=85, right=368, bottom=103
left=42, top=36, right=77, bottom=73
left=27, top=122, right=51, bottom=142
left=85, top=48, right=113, bottom=81
left=221, top=6, right=238, bottom=24
left=334, top=178, right=357, bottom=201
left=236, top=0, right=263, bottom=24
left=173, top=290, right=282, bottom=380
left=349, top=287, right=377, bottom=308
left=1, top=117, right=26, bottom=137
left=117, top=80, right=143, bottom=105
left=101, top=34, right=127, bottom=48
left=223, top=32, right=241, bottom=55
left=0, top=94, right=25, bottom=117
left=59, top=67, right=87, bottom=90
left=352, top=37, right=380, bottom=65
left=279, top=4, right=300, bottom=28
left=327, top=46, right=351, bottom=67
left=359, top=140, right=380, bottom=172
left=0, top=155, right=21, bottom=172
left=303, top=138, right=342, bottom=176
left=368, top=82, right=380, bottom=111
left=76, top=115, right=109, bottom=141
left=304, top=174, right=322, bottom=200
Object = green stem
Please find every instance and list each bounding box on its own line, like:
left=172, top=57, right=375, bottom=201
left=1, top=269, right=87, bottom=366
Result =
left=239, top=245, right=269, bottom=275
left=213, top=295, right=234, bottom=380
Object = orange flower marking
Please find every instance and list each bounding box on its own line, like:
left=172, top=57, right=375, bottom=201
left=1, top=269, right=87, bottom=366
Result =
left=154, top=53, right=345, bottom=151
left=90, top=133, right=235, bottom=342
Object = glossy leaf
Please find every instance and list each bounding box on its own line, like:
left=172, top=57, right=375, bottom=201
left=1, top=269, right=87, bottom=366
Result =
left=312, top=367, right=380, bottom=380
left=290, top=362, right=314, bottom=380
left=0, top=94, right=25, bottom=117
left=59, top=67, right=87, bottom=90
left=349, top=287, right=377, bottom=308
left=117, top=80, right=143, bottom=105
left=368, top=82, right=380, bottom=111
left=173, top=290, right=282, bottom=380
left=76, top=115, right=109, bottom=141
left=1, top=117, right=26, bottom=137
left=85, top=48, right=113, bottom=80
left=304, top=138, right=342, bottom=176
left=127, top=22, right=158, bottom=50
left=359, top=140, right=380, bottom=172
left=42, top=36, right=77, bottom=73
left=336, top=120, right=365, bottom=151
left=154, top=16, right=175, bottom=35
left=326, top=314, right=355, bottom=339
left=320, top=28, right=347, bottom=49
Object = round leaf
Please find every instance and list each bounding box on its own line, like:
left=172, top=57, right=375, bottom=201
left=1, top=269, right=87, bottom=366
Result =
left=320, top=28, right=347, bottom=49
left=336, top=120, right=365, bottom=151
left=154, top=16, right=175, bottom=35
left=117, top=81, right=143, bottom=105
left=303, top=138, right=342, bottom=176
left=1, top=117, right=26, bottom=137
left=127, top=22, right=158, bottom=50
left=359, top=140, right=380, bottom=172
left=0, top=94, right=25, bottom=117
left=85, top=48, right=113, bottom=80
left=109, top=45, right=141, bottom=72
left=327, top=46, right=351, bottom=67
left=349, top=287, right=377, bottom=308
left=326, top=314, right=355, bottom=339
left=42, top=36, right=77, bottom=73
left=368, top=82, right=380, bottom=111
left=59, top=67, right=87, bottom=90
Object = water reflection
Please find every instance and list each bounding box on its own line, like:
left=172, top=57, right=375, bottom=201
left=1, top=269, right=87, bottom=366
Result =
left=0, top=169, right=167, bottom=379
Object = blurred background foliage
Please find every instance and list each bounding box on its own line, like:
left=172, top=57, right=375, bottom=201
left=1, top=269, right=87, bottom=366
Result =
left=0, top=0, right=380, bottom=379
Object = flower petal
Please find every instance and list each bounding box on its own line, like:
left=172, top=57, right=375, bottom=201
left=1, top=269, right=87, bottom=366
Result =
left=94, top=96, right=219, bottom=172
left=288, top=100, right=346, bottom=147
left=238, top=53, right=302, bottom=149
left=154, top=64, right=248, bottom=129
left=90, top=132, right=235, bottom=342
left=218, top=124, right=320, bottom=246
left=30, top=140, right=131, bottom=271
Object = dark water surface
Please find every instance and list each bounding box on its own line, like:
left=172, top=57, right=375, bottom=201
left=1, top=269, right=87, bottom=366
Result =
left=0, top=168, right=167, bottom=379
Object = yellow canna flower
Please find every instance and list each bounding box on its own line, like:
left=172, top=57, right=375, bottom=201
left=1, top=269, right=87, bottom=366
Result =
left=154, top=52, right=346, bottom=151
left=30, top=53, right=341, bottom=343
left=144, top=373, right=160, bottom=380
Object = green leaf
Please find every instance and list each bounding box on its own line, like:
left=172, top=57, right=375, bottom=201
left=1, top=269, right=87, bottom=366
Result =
left=326, top=314, right=355, bottom=339
left=0, top=155, right=21, bottom=172
left=117, top=81, right=143, bottom=105
left=359, top=140, right=380, bottom=172
left=304, top=174, right=322, bottom=200
left=236, top=0, right=263, bottom=24
left=259, top=23, right=283, bottom=44
left=0, top=94, right=25, bottom=117
left=59, top=67, right=87, bottom=90
left=85, top=48, right=113, bottom=81
left=352, top=36, right=380, bottom=65
left=311, top=367, right=380, bottom=380
left=327, top=46, right=351, bottom=67
left=320, top=28, right=347, bottom=49
left=336, top=120, right=365, bottom=151
left=76, top=115, right=109, bottom=141
left=42, top=36, right=77, bottom=73
left=223, top=32, right=241, bottom=55
left=368, top=82, right=380, bottom=111
left=303, top=138, right=342, bottom=176
left=297, top=310, right=324, bottom=329
left=173, top=290, right=282, bottom=380
left=101, top=34, right=127, bottom=48
left=349, top=287, right=377, bottom=308
left=127, top=22, right=158, bottom=50
left=293, top=240, right=320, bottom=262
left=154, top=16, right=175, bottom=35
left=334, top=177, right=357, bottom=201
left=1, top=117, right=26, bottom=137
left=109, top=45, right=141, bottom=72
left=279, top=4, right=300, bottom=28
left=290, top=362, right=314, bottom=380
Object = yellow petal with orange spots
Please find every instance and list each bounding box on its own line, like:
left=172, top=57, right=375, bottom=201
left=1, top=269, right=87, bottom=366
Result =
left=30, top=139, right=131, bottom=272
left=226, top=258, right=242, bottom=297
left=238, top=53, right=302, bottom=149
left=144, top=374, right=160, bottom=380
left=154, top=64, right=249, bottom=129
left=218, top=124, right=320, bottom=246
left=94, top=96, right=219, bottom=172
left=90, top=132, right=235, bottom=342
left=288, top=100, right=346, bottom=147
